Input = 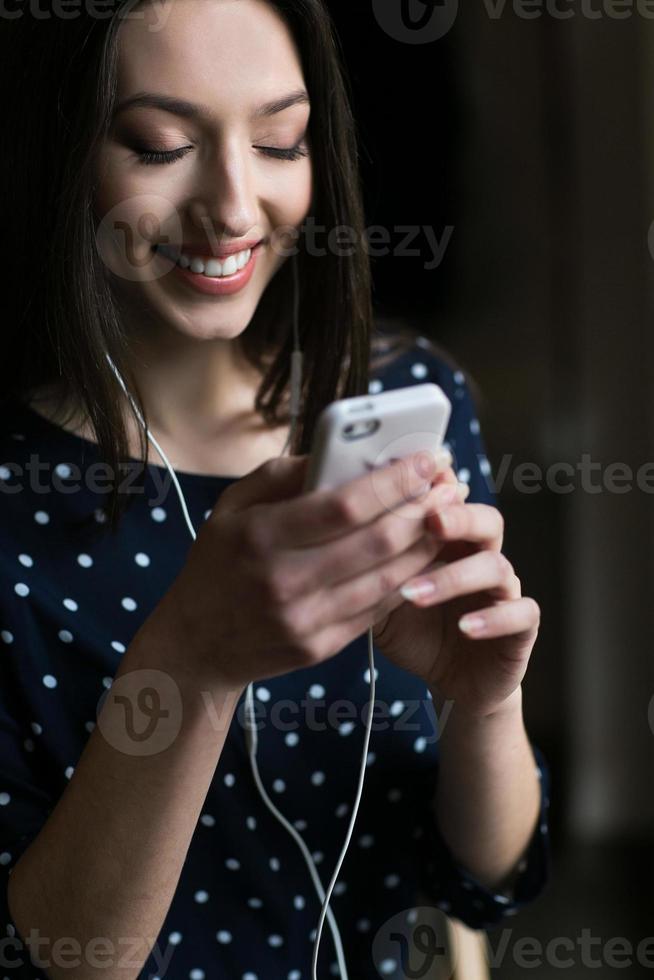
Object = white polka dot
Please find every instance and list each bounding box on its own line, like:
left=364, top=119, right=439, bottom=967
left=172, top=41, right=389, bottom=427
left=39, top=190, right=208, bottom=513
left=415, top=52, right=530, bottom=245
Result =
left=358, top=835, right=374, bottom=848
left=6, top=923, right=15, bottom=936
left=42, top=675, right=57, bottom=689
left=389, top=700, right=404, bottom=717
left=84, top=722, right=95, bottom=733
left=270, top=857, right=280, bottom=871
left=102, top=676, right=113, bottom=689
left=77, top=553, right=93, bottom=568
left=55, top=463, right=72, bottom=479
left=494, top=893, right=511, bottom=904
left=384, top=874, right=400, bottom=888
left=338, top=722, right=355, bottom=736
left=256, top=687, right=271, bottom=702
left=151, top=507, right=167, bottom=522
left=363, top=668, right=378, bottom=684
left=23, top=739, right=34, bottom=752
left=242, top=974, right=258, bottom=980
left=273, top=779, right=286, bottom=793
left=268, top=935, right=283, bottom=948
left=203, top=509, right=212, bottom=521
left=121, top=596, right=137, bottom=612
left=31, top=722, right=42, bottom=735
left=308, top=684, right=325, bottom=699
left=58, top=630, right=73, bottom=644
left=379, top=960, right=397, bottom=975
left=200, top=814, right=215, bottom=827
left=293, top=819, right=307, bottom=831
left=356, top=918, right=371, bottom=933
left=410, top=362, right=428, bottom=379
left=285, top=732, right=299, bottom=747
left=480, top=457, right=492, bottom=476
left=134, top=552, right=150, bottom=567
left=369, top=379, right=383, bottom=394
left=288, top=972, right=301, bottom=980
left=168, top=932, right=182, bottom=946
left=194, top=890, right=209, bottom=903
left=312, top=851, right=323, bottom=864
left=224, top=773, right=236, bottom=787
left=246, top=816, right=257, bottom=831
left=387, top=788, right=402, bottom=802
left=437, top=899, right=451, bottom=912
left=95, top=508, right=108, bottom=523
left=457, top=468, right=470, bottom=484
left=62, top=598, right=78, bottom=612
left=293, top=895, right=305, bottom=910
left=335, top=803, right=349, bottom=818
left=469, top=418, right=481, bottom=435
left=308, top=929, right=317, bottom=941
left=0, top=853, right=11, bottom=866
left=414, top=737, right=427, bottom=753
left=190, top=970, right=205, bottom=980
left=34, top=510, right=49, bottom=525
left=517, top=858, right=528, bottom=873
left=366, top=752, right=376, bottom=766
left=310, top=771, right=325, bottom=786
left=216, top=930, right=232, bottom=944
left=248, top=897, right=263, bottom=909
left=1, top=631, right=13, bottom=644
left=111, top=641, right=126, bottom=653
left=0, top=466, right=11, bottom=481
left=333, top=882, right=347, bottom=895
left=406, top=908, right=418, bottom=924
left=0, top=793, right=10, bottom=806
left=540, top=822, right=547, bottom=834
left=17, top=554, right=33, bottom=568
left=453, top=370, right=465, bottom=384
left=64, top=766, right=74, bottom=779
left=14, top=583, right=29, bottom=597
left=225, top=858, right=240, bottom=871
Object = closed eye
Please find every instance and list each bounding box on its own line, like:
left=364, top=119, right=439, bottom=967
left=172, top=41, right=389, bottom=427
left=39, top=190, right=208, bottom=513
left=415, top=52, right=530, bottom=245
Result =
left=135, top=143, right=309, bottom=166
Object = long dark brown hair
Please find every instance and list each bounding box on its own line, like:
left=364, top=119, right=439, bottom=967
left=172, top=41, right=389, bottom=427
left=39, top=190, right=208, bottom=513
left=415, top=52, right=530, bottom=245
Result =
left=0, top=0, right=457, bottom=535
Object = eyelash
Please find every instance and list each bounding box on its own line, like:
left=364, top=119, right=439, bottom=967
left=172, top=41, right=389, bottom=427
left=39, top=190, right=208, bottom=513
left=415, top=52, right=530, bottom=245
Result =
left=135, top=143, right=309, bottom=166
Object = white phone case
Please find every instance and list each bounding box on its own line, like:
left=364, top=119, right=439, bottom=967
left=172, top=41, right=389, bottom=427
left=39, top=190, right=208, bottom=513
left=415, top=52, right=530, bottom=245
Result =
left=303, top=383, right=452, bottom=493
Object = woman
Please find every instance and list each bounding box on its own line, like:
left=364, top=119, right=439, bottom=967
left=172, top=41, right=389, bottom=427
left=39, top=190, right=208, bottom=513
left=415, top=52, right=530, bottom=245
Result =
left=0, top=0, right=550, bottom=978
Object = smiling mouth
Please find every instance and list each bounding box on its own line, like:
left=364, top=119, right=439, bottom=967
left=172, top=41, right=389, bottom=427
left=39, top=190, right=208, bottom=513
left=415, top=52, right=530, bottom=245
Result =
left=152, top=242, right=261, bottom=279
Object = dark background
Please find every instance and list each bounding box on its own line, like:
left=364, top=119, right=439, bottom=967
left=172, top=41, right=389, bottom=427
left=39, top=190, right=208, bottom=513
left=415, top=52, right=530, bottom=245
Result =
left=328, top=3, right=654, bottom=976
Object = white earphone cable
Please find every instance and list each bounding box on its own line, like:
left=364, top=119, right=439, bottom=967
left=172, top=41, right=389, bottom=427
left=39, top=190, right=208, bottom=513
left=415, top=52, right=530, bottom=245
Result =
left=104, top=252, right=376, bottom=980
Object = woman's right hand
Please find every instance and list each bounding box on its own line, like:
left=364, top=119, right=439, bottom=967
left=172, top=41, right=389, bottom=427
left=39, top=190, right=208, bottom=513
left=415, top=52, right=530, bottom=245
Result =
left=147, top=449, right=461, bottom=695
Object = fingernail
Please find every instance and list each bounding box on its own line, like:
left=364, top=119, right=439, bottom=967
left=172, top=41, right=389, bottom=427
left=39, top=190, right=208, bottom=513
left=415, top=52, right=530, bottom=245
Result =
left=459, top=615, right=485, bottom=634
left=400, top=579, right=437, bottom=601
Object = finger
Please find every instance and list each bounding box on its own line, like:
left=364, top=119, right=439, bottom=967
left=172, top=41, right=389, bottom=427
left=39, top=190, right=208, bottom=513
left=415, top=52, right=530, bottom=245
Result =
left=278, top=477, right=465, bottom=601
left=400, top=548, right=516, bottom=605
left=457, top=596, right=541, bottom=639
left=262, top=446, right=455, bottom=550
left=425, top=502, right=504, bottom=552
left=291, top=530, right=444, bottom=637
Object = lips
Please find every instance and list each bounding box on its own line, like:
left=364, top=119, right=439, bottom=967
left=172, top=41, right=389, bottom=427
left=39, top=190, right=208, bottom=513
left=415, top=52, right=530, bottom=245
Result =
left=152, top=239, right=263, bottom=258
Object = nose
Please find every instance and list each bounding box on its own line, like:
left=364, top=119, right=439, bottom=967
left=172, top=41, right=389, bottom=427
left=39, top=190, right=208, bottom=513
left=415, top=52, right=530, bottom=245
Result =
left=188, top=138, right=260, bottom=242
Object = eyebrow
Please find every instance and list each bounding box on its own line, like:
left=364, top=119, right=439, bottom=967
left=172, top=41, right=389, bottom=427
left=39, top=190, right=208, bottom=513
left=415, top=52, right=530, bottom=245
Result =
left=113, top=88, right=311, bottom=121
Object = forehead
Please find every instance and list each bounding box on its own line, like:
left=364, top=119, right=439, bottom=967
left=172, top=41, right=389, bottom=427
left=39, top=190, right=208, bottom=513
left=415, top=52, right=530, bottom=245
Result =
left=116, top=0, right=306, bottom=109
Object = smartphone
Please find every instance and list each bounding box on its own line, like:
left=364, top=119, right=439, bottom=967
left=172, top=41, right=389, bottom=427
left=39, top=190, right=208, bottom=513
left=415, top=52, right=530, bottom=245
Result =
left=302, top=383, right=452, bottom=493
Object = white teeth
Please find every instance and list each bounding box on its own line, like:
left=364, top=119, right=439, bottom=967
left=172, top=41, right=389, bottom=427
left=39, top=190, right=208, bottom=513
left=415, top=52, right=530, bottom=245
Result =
left=156, top=244, right=253, bottom=277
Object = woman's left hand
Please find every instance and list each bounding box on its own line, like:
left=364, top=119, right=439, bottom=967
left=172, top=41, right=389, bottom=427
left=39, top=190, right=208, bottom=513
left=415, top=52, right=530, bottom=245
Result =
left=372, top=462, right=541, bottom=719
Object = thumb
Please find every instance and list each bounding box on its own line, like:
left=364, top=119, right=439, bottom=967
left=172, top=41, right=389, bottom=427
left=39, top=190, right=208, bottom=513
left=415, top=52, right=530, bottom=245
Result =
left=217, top=454, right=311, bottom=513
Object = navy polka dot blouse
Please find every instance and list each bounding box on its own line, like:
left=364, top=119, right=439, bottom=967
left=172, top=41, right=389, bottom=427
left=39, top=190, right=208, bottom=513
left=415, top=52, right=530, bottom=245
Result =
left=0, top=338, right=551, bottom=979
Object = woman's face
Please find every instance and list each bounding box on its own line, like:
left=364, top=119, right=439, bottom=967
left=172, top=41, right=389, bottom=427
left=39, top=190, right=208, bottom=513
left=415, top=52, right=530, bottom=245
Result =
left=94, top=0, right=313, bottom=344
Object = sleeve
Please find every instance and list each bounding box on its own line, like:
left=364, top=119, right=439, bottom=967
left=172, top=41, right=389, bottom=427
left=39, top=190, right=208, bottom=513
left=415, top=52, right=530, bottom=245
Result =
left=0, top=657, right=55, bottom=977
left=416, top=355, right=552, bottom=929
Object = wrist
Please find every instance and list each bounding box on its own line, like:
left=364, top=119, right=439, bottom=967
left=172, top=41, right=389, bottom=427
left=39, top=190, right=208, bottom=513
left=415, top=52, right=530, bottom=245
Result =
left=431, top=686, right=525, bottom=735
